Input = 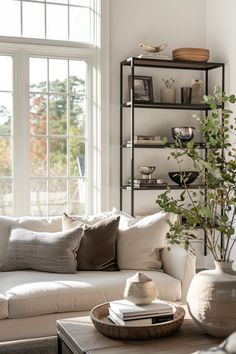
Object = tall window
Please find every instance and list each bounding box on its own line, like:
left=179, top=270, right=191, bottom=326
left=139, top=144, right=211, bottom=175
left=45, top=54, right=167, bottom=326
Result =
left=0, top=56, right=13, bottom=215
left=29, top=57, right=87, bottom=216
left=0, top=0, right=101, bottom=217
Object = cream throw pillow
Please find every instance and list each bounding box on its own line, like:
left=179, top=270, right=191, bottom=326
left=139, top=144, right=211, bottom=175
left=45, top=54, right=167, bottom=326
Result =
left=117, top=211, right=175, bottom=270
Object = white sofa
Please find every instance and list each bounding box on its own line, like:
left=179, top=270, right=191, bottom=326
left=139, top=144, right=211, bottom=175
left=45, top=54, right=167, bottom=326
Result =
left=0, top=214, right=195, bottom=344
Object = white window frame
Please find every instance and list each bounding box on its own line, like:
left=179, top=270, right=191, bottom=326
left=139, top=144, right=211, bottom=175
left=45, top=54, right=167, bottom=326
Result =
left=0, top=0, right=110, bottom=216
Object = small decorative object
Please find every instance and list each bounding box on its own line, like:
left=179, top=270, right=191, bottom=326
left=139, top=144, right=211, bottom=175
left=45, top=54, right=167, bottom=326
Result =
left=124, top=272, right=158, bottom=305
left=128, top=75, right=154, bottom=102
left=172, top=48, right=209, bottom=62
left=172, top=127, right=195, bottom=142
left=194, top=331, right=236, bottom=354
left=156, top=89, right=236, bottom=338
left=168, top=171, right=199, bottom=186
left=191, top=79, right=203, bottom=104
left=139, top=43, right=167, bottom=54
left=181, top=87, right=192, bottom=104
left=187, top=261, right=236, bottom=338
left=139, top=166, right=156, bottom=179
left=161, top=78, right=176, bottom=103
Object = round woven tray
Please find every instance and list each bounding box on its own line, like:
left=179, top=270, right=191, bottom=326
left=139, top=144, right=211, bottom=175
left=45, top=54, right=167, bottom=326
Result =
left=172, top=48, right=209, bottom=62
left=90, top=302, right=185, bottom=340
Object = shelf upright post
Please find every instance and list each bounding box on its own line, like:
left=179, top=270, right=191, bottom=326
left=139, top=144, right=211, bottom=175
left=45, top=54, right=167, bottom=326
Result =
left=130, top=58, right=135, bottom=216
left=204, top=69, right=209, bottom=256
left=220, top=64, right=225, bottom=259
left=120, top=62, right=124, bottom=210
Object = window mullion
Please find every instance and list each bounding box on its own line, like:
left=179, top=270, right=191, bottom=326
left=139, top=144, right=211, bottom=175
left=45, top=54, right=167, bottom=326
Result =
left=14, top=49, right=30, bottom=216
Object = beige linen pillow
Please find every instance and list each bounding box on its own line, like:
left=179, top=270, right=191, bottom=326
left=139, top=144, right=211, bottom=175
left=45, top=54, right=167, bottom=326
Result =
left=62, top=214, right=120, bottom=271
left=117, top=212, right=175, bottom=271
left=1, top=226, right=82, bottom=274
left=0, top=216, right=62, bottom=267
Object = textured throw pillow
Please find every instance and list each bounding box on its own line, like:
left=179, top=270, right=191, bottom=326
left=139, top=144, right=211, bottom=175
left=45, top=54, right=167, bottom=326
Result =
left=62, top=214, right=120, bottom=271
left=62, top=208, right=135, bottom=230
left=0, top=216, right=62, bottom=267
left=0, top=227, right=83, bottom=274
left=117, top=212, right=176, bottom=271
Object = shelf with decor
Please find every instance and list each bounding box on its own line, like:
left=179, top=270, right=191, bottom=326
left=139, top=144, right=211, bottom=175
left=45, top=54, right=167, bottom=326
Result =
left=120, top=56, right=225, bottom=221
left=122, top=184, right=205, bottom=191
left=122, top=102, right=223, bottom=110
left=122, top=142, right=206, bottom=149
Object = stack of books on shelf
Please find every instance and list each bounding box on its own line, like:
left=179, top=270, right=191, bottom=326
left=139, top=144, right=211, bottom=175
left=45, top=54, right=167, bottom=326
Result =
left=128, top=179, right=167, bottom=188
left=108, top=299, right=174, bottom=326
left=126, top=135, right=164, bottom=146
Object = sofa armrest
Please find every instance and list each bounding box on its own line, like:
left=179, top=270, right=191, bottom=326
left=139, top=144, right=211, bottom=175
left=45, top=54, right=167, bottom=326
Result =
left=160, top=246, right=196, bottom=304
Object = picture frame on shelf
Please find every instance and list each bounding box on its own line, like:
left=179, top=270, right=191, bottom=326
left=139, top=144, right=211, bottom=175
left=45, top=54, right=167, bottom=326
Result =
left=128, top=75, right=154, bottom=102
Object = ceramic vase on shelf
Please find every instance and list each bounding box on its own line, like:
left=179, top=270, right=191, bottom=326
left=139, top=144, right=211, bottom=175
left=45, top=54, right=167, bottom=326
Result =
left=124, top=272, right=158, bottom=305
left=160, top=87, right=176, bottom=103
left=187, top=261, right=236, bottom=338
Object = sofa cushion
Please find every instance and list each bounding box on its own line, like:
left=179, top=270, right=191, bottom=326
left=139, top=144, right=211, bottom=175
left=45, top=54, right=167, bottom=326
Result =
left=1, top=227, right=82, bottom=274
left=0, top=216, right=62, bottom=266
left=0, top=291, right=8, bottom=319
left=0, top=270, right=181, bottom=319
left=63, top=214, right=120, bottom=271
left=117, top=212, right=175, bottom=271
left=62, top=209, right=135, bottom=230
left=77, top=217, right=120, bottom=271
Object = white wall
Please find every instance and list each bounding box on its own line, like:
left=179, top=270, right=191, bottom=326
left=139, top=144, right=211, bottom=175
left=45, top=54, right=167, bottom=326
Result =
left=206, top=0, right=236, bottom=261
left=109, top=0, right=206, bottom=213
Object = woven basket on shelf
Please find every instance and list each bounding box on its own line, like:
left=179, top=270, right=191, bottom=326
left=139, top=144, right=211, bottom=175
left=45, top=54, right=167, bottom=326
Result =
left=90, top=302, right=185, bottom=340
left=172, top=48, right=209, bottom=62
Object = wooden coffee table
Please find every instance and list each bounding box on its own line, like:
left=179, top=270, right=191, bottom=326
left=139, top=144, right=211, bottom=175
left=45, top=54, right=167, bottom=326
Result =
left=57, top=310, right=221, bottom=354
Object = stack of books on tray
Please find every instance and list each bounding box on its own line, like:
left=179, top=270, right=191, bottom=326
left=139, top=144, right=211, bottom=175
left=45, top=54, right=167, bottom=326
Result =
left=128, top=179, right=167, bottom=188
left=108, top=299, right=174, bottom=326
left=126, top=135, right=164, bottom=146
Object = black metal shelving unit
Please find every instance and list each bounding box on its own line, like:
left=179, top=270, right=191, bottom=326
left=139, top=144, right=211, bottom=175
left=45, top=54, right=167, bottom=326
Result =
left=120, top=57, right=225, bottom=238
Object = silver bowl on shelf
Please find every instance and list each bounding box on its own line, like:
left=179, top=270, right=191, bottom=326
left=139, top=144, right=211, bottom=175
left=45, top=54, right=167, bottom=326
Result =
left=172, top=127, right=195, bottom=142
left=139, top=166, right=156, bottom=179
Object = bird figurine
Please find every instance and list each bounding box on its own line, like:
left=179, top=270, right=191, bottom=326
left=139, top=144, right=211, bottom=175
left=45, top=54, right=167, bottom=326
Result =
left=139, top=43, right=167, bottom=54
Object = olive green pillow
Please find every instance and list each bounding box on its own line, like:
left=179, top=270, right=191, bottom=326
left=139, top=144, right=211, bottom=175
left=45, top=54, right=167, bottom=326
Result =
left=62, top=214, right=120, bottom=271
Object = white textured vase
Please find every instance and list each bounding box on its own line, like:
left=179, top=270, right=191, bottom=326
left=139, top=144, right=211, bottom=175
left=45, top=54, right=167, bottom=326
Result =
left=187, top=261, right=236, bottom=338
left=124, top=272, right=158, bottom=305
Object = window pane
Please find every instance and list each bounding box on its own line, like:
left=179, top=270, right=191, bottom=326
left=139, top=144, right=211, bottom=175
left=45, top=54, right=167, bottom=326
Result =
left=70, top=95, right=85, bottom=135
left=0, top=56, right=12, bottom=91
left=69, top=60, right=86, bottom=93
left=48, top=179, right=67, bottom=215
left=69, top=178, right=85, bottom=214
left=70, top=137, right=85, bottom=176
left=49, top=138, right=67, bottom=176
left=30, top=179, right=47, bottom=216
left=30, top=58, right=47, bottom=92
left=49, top=59, right=67, bottom=93
left=22, top=2, right=45, bottom=38
left=46, top=4, right=68, bottom=40
left=0, top=179, right=13, bottom=216
left=69, top=0, right=90, bottom=6
left=69, top=6, right=90, bottom=42
left=0, top=93, right=12, bottom=135
left=49, top=95, right=67, bottom=135
left=0, top=137, right=12, bottom=176
left=0, top=1, right=21, bottom=37
left=30, top=94, right=47, bottom=135
left=30, top=137, right=47, bottom=177
left=47, top=0, right=68, bottom=3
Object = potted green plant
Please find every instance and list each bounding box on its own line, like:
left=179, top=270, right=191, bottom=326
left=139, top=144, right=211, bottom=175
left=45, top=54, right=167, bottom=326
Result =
left=156, top=87, right=236, bottom=338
